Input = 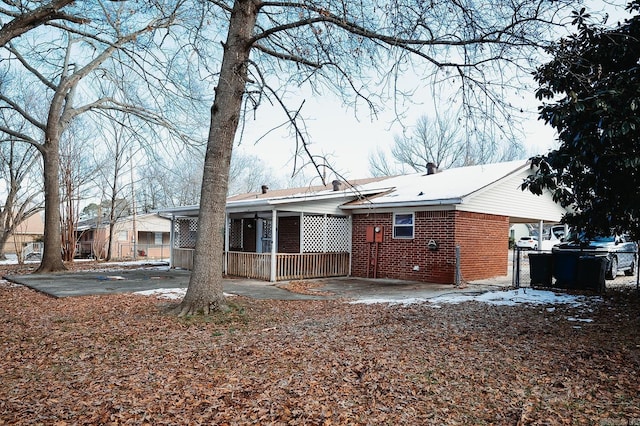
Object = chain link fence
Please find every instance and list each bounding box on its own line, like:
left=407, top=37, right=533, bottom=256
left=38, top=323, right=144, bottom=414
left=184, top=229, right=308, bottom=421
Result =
left=511, top=247, right=640, bottom=292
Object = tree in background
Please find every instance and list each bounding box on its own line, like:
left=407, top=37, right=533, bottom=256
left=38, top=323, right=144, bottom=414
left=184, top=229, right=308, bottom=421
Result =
left=369, top=110, right=524, bottom=176
left=523, top=2, right=640, bottom=240
left=0, top=2, right=198, bottom=272
left=59, top=123, right=97, bottom=261
left=0, top=139, right=42, bottom=260
left=228, top=152, right=282, bottom=196
left=92, top=113, right=141, bottom=261
left=177, top=0, right=579, bottom=315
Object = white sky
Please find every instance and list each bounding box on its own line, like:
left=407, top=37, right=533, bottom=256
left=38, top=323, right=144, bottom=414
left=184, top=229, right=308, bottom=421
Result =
left=232, top=85, right=558, bottom=182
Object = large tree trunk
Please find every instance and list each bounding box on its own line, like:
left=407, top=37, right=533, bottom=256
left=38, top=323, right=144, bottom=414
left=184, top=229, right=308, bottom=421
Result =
left=37, top=140, right=66, bottom=272
left=174, top=0, right=259, bottom=316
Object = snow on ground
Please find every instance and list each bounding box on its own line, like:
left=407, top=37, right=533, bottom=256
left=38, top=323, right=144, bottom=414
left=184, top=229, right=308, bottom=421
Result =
left=352, top=288, right=599, bottom=308
left=135, top=288, right=187, bottom=300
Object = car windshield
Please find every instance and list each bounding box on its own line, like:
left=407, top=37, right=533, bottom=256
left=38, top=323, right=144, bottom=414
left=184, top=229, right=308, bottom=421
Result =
left=566, top=231, right=615, bottom=243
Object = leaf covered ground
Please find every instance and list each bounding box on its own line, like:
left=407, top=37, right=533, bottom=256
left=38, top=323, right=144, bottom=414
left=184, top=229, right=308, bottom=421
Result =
left=1, top=263, right=640, bottom=425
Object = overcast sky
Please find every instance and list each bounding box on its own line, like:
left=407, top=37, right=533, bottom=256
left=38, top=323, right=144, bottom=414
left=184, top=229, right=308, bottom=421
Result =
left=232, top=0, right=627, bottom=183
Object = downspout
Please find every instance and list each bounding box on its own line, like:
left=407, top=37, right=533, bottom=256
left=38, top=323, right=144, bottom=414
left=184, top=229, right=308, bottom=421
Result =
left=270, top=209, right=277, bottom=282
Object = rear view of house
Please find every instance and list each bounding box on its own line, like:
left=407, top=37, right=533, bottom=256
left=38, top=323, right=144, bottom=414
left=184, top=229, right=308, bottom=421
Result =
left=164, top=160, right=567, bottom=285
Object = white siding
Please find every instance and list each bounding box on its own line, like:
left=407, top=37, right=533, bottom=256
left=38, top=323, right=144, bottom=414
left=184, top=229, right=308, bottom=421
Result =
left=459, top=169, right=567, bottom=222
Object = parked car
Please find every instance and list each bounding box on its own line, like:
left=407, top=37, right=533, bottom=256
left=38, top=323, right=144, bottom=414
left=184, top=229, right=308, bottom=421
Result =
left=553, top=234, right=638, bottom=279
left=516, top=236, right=538, bottom=250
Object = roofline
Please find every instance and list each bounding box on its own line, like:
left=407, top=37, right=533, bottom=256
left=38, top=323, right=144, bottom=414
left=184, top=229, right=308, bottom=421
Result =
left=341, top=198, right=464, bottom=211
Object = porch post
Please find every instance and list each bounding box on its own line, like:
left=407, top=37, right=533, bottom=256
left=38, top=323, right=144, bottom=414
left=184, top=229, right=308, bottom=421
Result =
left=169, top=214, right=175, bottom=268
left=224, top=212, right=230, bottom=275
left=348, top=215, right=353, bottom=277
left=537, top=220, right=544, bottom=251
left=299, top=212, right=304, bottom=253
left=270, top=209, right=277, bottom=282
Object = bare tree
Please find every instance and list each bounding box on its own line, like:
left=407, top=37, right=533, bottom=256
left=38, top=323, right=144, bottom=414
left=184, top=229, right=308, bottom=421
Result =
left=173, top=0, right=576, bottom=315
left=59, top=123, right=97, bottom=261
left=0, top=139, right=42, bottom=260
left=0, top=1, right=195, bottom=272
left=228, top=152, right=282, bottom=195
left=91, top=113, right=142, bottom=261
left=369, top=110, right=525, bottom=175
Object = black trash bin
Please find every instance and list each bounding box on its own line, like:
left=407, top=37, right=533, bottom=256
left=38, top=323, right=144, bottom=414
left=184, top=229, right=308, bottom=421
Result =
left=576, top=255, right=607, bottom=293
left=552, top=250, right=580, bottom=289
left=529, top=252, right=553, bottom=287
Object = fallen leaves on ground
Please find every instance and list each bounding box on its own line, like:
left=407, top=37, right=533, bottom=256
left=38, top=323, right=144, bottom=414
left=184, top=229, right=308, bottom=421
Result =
left=276, top=280, right=335, bottom=296
left=1, top=264, right=639, bottom=425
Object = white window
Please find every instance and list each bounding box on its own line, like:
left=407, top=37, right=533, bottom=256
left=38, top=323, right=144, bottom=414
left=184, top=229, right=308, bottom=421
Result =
left=154, top=232, right=163, bottom=245
left=393, top=213, right=414, bottom=239
left=118, top=231, right=128, bottom=241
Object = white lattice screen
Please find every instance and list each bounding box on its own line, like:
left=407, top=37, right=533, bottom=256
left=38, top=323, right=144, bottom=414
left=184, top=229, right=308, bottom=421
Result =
left=175, top=218, right=198, bottom=248
left=229, top=219, right=243, bottom=249
left=261, top=219, right=272, bottom=253
left=303, top=215, right=350, bottom=253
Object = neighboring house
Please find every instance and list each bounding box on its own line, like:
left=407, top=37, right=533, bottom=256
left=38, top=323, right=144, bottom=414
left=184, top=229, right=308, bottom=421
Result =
left=75, top=212, right=171, bottom=260
left=163, top=160, right=567, bottom=284
left=1, top=211, right=44, bottom=255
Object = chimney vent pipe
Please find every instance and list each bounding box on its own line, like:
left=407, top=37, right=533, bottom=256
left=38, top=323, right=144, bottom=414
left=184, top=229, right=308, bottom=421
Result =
left=332, top=180, right=342, bottom=191
left=261, top=185, right=269, bottom=194
left=426, top=162, right=438, bottom=175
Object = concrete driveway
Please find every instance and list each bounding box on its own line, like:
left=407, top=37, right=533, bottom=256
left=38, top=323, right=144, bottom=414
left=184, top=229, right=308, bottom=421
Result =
left=3, top=266, right=512, bottom=301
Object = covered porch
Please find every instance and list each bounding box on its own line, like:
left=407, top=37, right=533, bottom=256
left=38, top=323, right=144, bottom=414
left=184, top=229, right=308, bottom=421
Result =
left=168, top=208, right=352, bottom=281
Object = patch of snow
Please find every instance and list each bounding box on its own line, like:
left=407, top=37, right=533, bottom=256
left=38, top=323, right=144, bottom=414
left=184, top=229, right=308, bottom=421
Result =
left=352, top=289, right=598, bottom=308
left=355, top=297, right=429, bottom=306
left=135, top=288, right=186, bottom=299
left=567, top=317, right=594, bottom=323
left=134, top=288, right=237, bottom=300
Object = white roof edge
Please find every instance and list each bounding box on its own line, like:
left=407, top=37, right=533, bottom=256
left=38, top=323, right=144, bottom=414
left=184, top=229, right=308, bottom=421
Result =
left=341, top=198, right=464, bottom=210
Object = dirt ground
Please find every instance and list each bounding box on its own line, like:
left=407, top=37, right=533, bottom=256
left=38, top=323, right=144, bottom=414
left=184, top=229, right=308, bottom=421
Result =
left=1, top=262, right=640, bottom=425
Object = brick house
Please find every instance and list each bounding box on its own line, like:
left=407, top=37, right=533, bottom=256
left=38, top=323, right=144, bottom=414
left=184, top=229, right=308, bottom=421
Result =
left=343, top=160, right=566, bottom=284
left=164, top=160, right=566, bottom=284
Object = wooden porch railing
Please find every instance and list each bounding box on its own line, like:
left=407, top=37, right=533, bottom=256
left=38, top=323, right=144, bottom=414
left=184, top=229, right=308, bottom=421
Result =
left=227, top=252, right=271, bottom=280
left=275, top=252, right=350, bottom=280
left=171, top=247, right=195, bottom=270
left=171, top=249, right=350, bottom=281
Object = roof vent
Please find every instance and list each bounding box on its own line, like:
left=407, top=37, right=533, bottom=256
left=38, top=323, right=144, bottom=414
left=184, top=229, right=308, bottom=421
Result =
left=261, top=185, right=269, bottom=194
left=426, top=162, right=438, bottom=175
left=332, top=180, right=342, bottom=191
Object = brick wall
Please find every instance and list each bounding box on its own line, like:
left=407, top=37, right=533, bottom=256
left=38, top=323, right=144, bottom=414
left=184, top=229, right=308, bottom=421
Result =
left=453, top=211, right=509, bottom=282
left=278, top=216, right=300, bottom=253
left=351, top=210, right=509, bottom=284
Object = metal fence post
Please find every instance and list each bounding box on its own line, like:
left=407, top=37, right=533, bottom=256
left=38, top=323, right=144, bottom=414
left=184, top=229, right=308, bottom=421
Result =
left=455, top=245, right=461, bottom=287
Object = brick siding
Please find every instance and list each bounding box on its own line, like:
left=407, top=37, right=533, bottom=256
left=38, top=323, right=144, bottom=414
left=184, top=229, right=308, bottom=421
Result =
left=278, top=216, right=300, bottom=253
left=351, top=210, right=509, bottom=284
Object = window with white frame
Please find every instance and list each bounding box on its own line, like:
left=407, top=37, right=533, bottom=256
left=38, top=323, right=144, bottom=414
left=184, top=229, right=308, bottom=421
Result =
left=393, top=213, right=414, bottom=239
left=154, top=232, right=163, bottom=245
